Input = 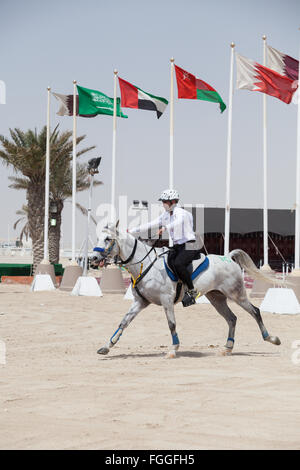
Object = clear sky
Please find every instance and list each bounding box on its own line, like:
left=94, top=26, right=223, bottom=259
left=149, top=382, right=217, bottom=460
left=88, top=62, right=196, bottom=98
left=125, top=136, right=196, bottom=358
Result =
left=0, top=0, right=299, bottom=246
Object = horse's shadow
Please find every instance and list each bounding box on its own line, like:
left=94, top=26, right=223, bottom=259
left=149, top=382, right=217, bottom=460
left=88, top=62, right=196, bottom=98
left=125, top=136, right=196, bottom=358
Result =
left=101, top=350, right=210, bottom=360
left=100, top=350, right=280, bottom=360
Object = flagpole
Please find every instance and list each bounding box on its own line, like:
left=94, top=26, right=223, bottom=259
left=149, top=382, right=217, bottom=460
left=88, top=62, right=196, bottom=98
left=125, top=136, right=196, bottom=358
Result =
left=72, top=79, right=77, bottom=262
left=294, top=34, right=300, bottom=272
left=99, top=70, right=124, bottom=295
left=111, top=69, right=118, bottom=223
left=43, top=86, right=51, bottom=263
left=169, top=57, right=174, bottom=189
left=262, top=35, right=270, bottom=270
left=224, top=42, right=235, bottom=256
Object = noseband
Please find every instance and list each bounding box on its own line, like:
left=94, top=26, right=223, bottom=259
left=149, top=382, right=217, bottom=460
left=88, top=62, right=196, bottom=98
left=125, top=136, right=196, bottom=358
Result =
left=93, top=239, right=117, bottom=258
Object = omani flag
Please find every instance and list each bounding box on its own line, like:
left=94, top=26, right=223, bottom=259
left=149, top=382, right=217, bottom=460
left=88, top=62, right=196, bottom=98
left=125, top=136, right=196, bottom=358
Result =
left=174, top=64, right=226, bottom=113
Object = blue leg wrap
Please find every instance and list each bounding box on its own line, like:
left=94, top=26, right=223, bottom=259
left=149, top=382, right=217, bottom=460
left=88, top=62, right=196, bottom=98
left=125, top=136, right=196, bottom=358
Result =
left=172, top=333, right=180, bottom=346
left=110, top=327, right=123, bottom=345
left=262, top=330, right=269, bottom=340
left=226, top=337, right=235, bottom=349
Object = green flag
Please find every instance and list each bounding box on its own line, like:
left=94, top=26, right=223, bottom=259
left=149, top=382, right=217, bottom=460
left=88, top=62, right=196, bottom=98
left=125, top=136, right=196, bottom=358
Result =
left=77, top=85, right=128, bottom=118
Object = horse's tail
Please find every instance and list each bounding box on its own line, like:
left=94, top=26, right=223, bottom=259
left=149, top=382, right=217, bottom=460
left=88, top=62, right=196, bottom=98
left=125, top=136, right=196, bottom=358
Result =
left=228, top=249, right=275, bottom=284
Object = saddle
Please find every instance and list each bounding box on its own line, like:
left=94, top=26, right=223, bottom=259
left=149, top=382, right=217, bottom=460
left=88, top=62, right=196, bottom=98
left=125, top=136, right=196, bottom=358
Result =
left=164, top=253, right=209, bottom=304
left=164, top=253, right=209, bottom=283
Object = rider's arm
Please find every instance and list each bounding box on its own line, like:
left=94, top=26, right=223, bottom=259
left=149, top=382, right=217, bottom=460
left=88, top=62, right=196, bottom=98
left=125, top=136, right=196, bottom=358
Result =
left=129, top=215, right=162, bottom=234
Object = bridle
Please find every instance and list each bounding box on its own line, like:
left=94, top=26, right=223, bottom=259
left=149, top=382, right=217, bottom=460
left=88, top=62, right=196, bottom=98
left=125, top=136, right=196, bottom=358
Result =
left=93, top=238, right=117, bottom=258
left=93, top=235, right=166, bottom=288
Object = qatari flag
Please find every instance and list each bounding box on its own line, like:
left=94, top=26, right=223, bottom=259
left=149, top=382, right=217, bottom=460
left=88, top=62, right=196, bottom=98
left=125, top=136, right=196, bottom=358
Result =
left=52, top=92, right=97, bottom=117
left=267, top=45, right=299, bottom=81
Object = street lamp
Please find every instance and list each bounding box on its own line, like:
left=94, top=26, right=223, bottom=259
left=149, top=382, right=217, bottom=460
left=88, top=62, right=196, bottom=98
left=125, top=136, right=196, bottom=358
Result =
left=87, top=157, right=101, bottom=175
left=132, top=200, right=148, bottom=210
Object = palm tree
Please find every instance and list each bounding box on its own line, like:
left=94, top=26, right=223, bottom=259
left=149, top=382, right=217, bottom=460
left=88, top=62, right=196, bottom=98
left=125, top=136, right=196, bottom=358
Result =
left=14, top=199, right=99, bottom=263
left=13, top=205, right=30, bottom=245
left=47, top=160, right=101, bottom=263
left=0, top=126, right=97, bottom=271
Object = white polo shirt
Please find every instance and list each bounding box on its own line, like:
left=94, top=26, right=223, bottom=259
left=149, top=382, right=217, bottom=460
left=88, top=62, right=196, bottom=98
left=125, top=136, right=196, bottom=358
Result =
left=130, top=205, right=196, bottom=245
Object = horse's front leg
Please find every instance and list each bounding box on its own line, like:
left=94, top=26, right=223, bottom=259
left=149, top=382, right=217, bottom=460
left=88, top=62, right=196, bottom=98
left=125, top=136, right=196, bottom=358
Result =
left=97, top=298, right=148, bottom=355
left=163, top=303, right=180, bottom=359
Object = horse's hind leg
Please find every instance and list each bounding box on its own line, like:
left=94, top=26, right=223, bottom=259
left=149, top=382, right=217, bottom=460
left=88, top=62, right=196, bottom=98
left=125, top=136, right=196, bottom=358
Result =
left=234, top=295, right=281, bottom=346
left=205, top=290, right=237, bottom=355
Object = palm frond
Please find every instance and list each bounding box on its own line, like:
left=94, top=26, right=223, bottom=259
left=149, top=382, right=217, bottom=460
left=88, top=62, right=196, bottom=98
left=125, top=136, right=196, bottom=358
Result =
left=75, top=202, right=97, bottom=225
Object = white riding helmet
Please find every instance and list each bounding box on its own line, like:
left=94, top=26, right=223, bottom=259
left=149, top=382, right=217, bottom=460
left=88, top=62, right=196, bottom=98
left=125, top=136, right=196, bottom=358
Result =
left=158, top=189, right=179, bottom=201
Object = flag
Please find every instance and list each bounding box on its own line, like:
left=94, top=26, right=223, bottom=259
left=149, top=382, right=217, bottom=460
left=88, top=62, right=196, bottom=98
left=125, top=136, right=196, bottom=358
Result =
left=52, top=92, right=97, bottom=117
left=236, top=53, right=297, bottom=104
left=77, top=85, right=128, bottom=118
left=118, top=77, right=168, bottom=119
left=267, top=45, right=298, bottom=81
left=174, top=64, right=226, bottom=113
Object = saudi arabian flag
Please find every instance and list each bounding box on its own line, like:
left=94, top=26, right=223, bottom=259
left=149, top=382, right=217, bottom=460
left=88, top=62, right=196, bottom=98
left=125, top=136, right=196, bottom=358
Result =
left=77, top=85, right=128, bottom=118
left=174, top=64, right=226, bottom=113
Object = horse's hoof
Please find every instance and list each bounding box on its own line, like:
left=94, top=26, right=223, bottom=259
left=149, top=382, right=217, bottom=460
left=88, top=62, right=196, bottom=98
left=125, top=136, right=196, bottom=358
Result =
left=166, top=350, right=177, bottom=359
left=97, top=346, right=110, bottom=355
left=265, top=336, right=281, bottom=346
left=219, top=348, right=233, bottom=356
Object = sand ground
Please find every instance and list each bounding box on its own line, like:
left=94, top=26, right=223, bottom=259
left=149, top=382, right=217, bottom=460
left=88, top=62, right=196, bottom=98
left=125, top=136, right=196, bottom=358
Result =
left=0, top=284, right=300, bottom=450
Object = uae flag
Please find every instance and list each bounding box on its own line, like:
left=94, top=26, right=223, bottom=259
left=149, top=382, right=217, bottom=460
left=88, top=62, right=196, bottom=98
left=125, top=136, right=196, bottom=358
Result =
left=236, top=53, right=297, bottom=104
left=174, top=64, right=226, bottom=113
left=267, top=45, right=298, bottom=81
left=118, top=77, right=168, bottom=119
left=52, top=92, right=97, bottom=117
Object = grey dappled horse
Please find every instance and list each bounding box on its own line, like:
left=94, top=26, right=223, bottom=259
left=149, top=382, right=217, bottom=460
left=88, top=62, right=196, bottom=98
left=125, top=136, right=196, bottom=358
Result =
left=91, top=223, right=280, bottom=358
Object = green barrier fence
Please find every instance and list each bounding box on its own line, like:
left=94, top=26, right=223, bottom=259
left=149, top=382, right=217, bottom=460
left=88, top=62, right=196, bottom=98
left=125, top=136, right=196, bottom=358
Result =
left=0, top=263, right=64, bottom=281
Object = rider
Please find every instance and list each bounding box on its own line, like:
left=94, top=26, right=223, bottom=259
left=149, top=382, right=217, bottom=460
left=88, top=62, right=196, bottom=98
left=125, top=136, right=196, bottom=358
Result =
left=129, top=189, right=201, bottom=305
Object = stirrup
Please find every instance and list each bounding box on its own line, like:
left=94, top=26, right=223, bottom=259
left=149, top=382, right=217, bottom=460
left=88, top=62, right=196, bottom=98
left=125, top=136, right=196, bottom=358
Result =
left=182, top=290, right=197, bottom=307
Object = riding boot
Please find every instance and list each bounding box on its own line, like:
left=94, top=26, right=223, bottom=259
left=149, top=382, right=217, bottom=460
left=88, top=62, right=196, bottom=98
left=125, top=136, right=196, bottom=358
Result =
left=182, top=289, right=198, bottom=307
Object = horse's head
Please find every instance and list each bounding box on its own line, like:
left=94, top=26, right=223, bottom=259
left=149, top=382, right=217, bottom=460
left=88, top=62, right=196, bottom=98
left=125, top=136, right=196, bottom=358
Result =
left=90, top=222, right=121, bottom=268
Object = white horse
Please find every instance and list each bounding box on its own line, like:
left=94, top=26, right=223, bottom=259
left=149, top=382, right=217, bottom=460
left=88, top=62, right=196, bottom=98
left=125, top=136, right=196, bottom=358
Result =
left=91, top=223, right=280, bottom=358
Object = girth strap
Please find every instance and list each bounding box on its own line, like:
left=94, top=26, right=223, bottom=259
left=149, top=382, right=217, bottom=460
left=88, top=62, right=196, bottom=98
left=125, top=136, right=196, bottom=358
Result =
left=133, top=283, right=150, bottom=304
left=133, top=256, right=158, bottom=287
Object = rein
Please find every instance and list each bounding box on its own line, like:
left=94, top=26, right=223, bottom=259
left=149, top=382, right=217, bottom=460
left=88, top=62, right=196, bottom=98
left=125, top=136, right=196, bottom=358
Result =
left=120, top=239, right=164, bottom=289
left=122, top=241, right=157, bottom=267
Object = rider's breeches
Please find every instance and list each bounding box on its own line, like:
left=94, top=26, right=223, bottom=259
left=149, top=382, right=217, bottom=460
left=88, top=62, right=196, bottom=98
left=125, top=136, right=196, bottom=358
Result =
left=168, top=243, right=200, bottom=290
